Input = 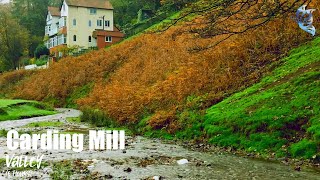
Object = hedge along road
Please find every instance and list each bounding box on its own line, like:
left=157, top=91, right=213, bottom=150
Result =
left=0, top=109, right=319, bottom=179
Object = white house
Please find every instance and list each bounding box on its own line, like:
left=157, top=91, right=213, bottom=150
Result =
left=44, top=0, right=124, bottom=57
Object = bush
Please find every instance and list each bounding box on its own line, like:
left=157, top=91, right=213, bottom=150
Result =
left=0, top=108, right=7, bottom=115
left=34, top=44, right=50, bottom=59
left=289, top=139, right=318, bottom=159
left=0, top=129, right=8, bottom=137
left=0, top=70, right=35, bottom=96
left=80, top=108, right=117, bottom=127
left=35, top=56, right=49, bottom=66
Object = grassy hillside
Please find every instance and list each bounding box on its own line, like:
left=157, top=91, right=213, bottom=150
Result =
left=0, top=99, right=55, bottom=121
left=203, top=38, right=320, bottom=159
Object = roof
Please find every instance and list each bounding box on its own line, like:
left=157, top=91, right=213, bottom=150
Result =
left=48, top=6, right=60, bottom=16
left=65, top=0, right=113, bottom=10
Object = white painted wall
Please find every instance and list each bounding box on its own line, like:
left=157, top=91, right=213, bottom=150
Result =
left=61, top=0, right=68, bottom=17
left=67, top=5, right=114, bottom=49
left=46, top=12, right=59, bottom=36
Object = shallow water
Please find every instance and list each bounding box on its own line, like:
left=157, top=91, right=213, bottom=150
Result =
left=0, top=109, right=319, bottom=179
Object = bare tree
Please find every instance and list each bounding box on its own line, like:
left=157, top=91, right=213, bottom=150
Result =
left=156, top=0, right=311, bottom=51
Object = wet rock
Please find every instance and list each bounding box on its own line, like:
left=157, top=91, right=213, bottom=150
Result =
left=153, top=176, right=163, bottom=180
left=196, top=162, right=202, bottom=166
left=294, top=166, right=301, bottom=171
left=177, top=159, right=188, bottom=165
left=43, top=167, right=53, bottom=174
left=104, top=174, right=113, bottom=179
left=87, top=165, right=95, bottom=171
left=124, top=167, right=132, bottom=172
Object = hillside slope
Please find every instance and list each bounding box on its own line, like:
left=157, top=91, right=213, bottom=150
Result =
left=202, top=38, right=320, bottom=159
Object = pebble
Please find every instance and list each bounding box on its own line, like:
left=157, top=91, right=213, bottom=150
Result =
left=124, top=167, right=132, bottom=172
left=177, top=159, right=189, bottom=165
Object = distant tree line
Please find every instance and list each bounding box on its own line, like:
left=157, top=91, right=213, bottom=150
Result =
left=110, top=0, right=196, bottom=28
left=0, top=0, right=59, bottom=71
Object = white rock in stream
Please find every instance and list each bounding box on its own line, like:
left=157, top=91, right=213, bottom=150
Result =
left=177, top=159, right=189, bottom=165
left=153, top=176, right=161, bottom=180
left=87, top=165, right=95, bottom=171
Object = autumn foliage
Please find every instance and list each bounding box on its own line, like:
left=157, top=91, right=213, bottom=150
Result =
left=1, top=1, right=319, bottom=132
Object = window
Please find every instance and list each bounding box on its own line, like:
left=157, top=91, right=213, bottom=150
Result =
left=105, top=36, right=112, bottom=42
left=73, top=35, right=77, bottom=42
left=73, top=19, right=76, bottom=26
left=88, top=36, right=92, bottom=42
left=88, top=20, right=92, bottom=27
left=58, top=35, right=67, bottom=45
left=90, top=8, right=97, bottom=15
left=97, top=20, right=102, bottom=27
left=105, top=20, right=110, bottom=27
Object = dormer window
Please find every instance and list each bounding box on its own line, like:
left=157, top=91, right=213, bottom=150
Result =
left=90, top=8, right=97, bottom=15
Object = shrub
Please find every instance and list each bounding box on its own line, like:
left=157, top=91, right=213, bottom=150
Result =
left=0, top=70, right=35, bottom=96
left=35, top=56, right=49, bottom=66
left=289, top=139, right=318, bottom=159
left=0, top=129, right=8, bottom=137
left=34, top=44, right=50, bottom=59
left=80, top=108, right=117, bottom=127
left=0, top=108, right=7, bottom=115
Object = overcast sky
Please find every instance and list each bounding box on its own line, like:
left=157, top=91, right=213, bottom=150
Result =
left=1, top=0, right=9, bottom=4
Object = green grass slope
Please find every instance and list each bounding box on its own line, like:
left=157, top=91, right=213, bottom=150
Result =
left=204, top=38, right=320, bottom=159
left=0, top=99, right=56, bottom=121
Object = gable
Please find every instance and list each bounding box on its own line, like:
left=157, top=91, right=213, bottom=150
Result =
left=61, top=0, right=68, bottom=17
left=46, top=12, right=52, bottom=22
left=48, top=6, right=60, bottom=17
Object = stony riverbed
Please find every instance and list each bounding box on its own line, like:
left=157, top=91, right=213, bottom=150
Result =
left=0, top=109, right=319, bottom=179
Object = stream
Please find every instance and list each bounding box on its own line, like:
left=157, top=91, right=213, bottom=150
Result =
left=0, top=109, right=319, bottom=179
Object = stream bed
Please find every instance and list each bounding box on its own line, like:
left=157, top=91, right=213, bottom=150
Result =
left=0, top=109, right=319, bottom=179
